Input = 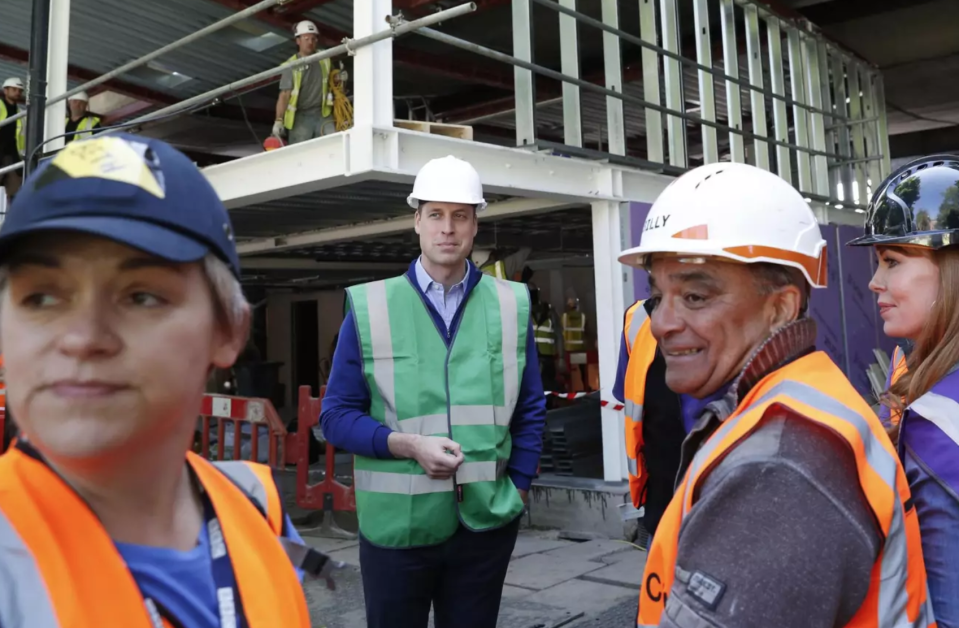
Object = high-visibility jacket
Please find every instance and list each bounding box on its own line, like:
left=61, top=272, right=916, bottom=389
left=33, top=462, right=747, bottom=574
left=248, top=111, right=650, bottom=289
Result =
left=282, top=54, right=332, bottom=130
left=562, top=310, right=586, bottom=351
left=0, top=445, right=311, bottom=628
left=346, top=273, right=529, bottom=548
left=533, top=310, right=556, bottom=356
left=0, top=103, right=25, bottom=157
left=622, top=300, right=656, bottom=508
left=884, top=344, right=908, bottom=427
left=480, top=260, right=507, bottom=279
left=638, top=351, right=935, bottom=627
left=66, top=114, right=101, bottom=142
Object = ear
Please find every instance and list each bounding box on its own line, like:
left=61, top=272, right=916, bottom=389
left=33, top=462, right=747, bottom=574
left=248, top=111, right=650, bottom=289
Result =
left=766, top=284, right=803, bottom=331
left=211, top=304, right=251, bottom=370
left=414, top=209, right=422, bottom=235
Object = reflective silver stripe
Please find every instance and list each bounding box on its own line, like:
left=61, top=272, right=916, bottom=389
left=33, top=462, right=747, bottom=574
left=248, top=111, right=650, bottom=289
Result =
left=492, top=278, right=521, bottom=410
left=683, top=379, right=915, bottom=624
left=0, top=512, right=60, bottom=628
left=456, top=460, right=505, bottom=484
left=624, top=400, right=643, bottom=423
left=450, top=405, right=512, bottom=427
left=354, top=470, right=453, bottom=495
left=627, top=456, right=638, bottom=476
left=908, top=392, right=959, bottom=447
left=535, top=338, right=555, bottom=344
left=627, top=301, right=649, bottom=348
left=214, top=461, right=269, bottom=515
left=366, top=281, right=400, bottom=432
left=398, top=413, right=449, bottom=436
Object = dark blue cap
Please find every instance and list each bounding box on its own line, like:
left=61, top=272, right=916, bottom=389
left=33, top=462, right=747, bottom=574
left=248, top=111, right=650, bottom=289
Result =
left=0, top=133, right=240, bottom=276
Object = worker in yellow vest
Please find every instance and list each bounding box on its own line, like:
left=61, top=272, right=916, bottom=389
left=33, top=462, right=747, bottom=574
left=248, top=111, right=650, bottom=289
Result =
left=619, top=162, right=934, bottom=627
left=1, top=77, right=26, bottom=200
left=273, top=20, right=333, bottom=145
left=64, top=91, right=102, bottom=143
left=530, top=283, right=561, bottom=391
left=0, top=134, right=341, bottom=626
left=562, top=296, right=589, bottom=390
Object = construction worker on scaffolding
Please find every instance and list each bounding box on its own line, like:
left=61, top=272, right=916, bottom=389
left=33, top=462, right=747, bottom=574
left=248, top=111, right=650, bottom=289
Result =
left=321, top=155, right=546, bottom=628
left=620, top=163, right=934, bottom=627
left=64, top=91, right=102, bottom=143
left=0, top=77, right=26, bottom=200
left=273, top=20, right=333, bottom=145
left=0, top=134, right=341, bottom=627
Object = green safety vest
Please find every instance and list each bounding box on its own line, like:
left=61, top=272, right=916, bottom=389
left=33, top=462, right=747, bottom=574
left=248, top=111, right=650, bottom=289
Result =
left=480, top=260, right=506, bottom=279
left=66, top=115, right=101, bottom=142
left=0, top=104, right=25, bottom=157
left=347, top=273, right=529, bottom=548
left=533, top=313, right=555, bottom=356
left=282, top=54, right=332, bottom=130
left=562, top=311, right=586, bottom=351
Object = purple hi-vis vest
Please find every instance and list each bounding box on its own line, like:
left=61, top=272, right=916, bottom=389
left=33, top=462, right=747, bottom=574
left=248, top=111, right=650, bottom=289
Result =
left=903, top=369, right=959, bottom=495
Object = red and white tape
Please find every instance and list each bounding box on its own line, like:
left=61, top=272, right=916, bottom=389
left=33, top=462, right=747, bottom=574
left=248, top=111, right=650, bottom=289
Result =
left=544, top=390, right=624, bottom=411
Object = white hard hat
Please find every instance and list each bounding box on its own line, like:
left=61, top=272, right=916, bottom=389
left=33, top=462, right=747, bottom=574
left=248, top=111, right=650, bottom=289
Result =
left=68, top=91, right=89, bottom=102
left=2, top=78, right=24, bottom=90
left=407, top=155, right=487, bottom=212
left=618, top=162, right=828, bottom=288
left=294, top=20, right=319, bottom=38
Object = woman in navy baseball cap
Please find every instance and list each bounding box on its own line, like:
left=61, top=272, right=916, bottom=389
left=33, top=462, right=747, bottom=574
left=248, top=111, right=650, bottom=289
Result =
left=0, top=135, right=332, bottom=628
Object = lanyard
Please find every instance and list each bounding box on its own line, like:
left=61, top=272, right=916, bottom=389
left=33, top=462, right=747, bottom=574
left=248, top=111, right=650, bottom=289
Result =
left=143, top=487, right=249, bottom=628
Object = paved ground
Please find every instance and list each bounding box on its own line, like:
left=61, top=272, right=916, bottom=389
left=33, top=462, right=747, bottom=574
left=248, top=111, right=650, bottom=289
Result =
left=298, top=527, right=647, bottom=628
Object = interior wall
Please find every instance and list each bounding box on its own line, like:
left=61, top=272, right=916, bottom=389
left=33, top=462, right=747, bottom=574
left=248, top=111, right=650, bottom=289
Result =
left=265, top=288, right=346, bottom=409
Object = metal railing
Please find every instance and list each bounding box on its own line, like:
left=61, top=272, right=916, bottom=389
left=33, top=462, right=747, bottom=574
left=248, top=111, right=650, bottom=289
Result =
left=0, top=2, right=478, bottom=177
left=401, top=0, right=888, bottom=210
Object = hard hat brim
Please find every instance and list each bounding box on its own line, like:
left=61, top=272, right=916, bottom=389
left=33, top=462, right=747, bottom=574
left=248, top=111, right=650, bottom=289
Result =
left=407, top=195, right=488, bottom=212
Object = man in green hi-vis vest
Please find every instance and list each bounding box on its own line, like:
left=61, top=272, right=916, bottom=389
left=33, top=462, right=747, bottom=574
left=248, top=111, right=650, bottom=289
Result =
left=321, top=155, right=547, bottom=628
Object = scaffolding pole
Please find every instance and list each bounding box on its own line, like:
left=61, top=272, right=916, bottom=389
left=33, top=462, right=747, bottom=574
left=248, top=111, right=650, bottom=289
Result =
left=0, top=0, right=288, bottom=131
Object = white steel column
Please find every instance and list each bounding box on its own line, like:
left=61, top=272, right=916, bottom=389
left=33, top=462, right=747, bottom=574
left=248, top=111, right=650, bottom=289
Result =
left=659, top=0, right=685, bottom=167
left=512, top=0, right=536, bottom=147
left=719, top=0, right=744, bottom=163
left=354, top=0, right=393, bottom=129
left=693, top=0, right=717, bottom=164
left=744, top=5, right=769, bottom=169
left=787, top=29, right=811, bottom=194
left=804, top=39, right=829, bottom=198
left=44, top=0, right=70, bottom=152
left=592, top=192, right=627, bottom=482
left=601, top=0, right=625, bottom=156
left=559, top=0, right=582, bottom=148
left=640, top=0, right=663, bottom=164
left=767, top=19, right=791, bottom=184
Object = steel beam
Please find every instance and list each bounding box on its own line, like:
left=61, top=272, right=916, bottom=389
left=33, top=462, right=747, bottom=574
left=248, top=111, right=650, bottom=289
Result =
left=787, top=28, right=811, bottom=193
left=44, top=0, right=69, bottom=152
left=659, top=0, right=686, bottom=167
left=235, top=197, right=581, bottom=255
left=720, top=0, right=745, bottom=163
left=640, top=0, right=663, bottom=164
left=242, top=258, right=409, bottom=270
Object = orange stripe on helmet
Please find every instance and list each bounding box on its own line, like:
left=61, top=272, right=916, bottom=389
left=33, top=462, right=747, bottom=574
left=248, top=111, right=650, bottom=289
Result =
left=723, top=244, right=828, bottom=287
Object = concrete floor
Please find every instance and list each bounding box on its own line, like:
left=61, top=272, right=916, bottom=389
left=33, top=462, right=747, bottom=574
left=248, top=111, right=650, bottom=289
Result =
left=298, top=527, right=647, bottom=628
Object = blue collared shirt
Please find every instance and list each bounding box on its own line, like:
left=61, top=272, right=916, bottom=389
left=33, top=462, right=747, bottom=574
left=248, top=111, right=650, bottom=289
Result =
left=414, top=256, right=469, bottom=331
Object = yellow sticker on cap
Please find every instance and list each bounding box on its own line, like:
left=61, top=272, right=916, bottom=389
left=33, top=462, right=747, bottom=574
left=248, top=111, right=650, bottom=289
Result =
left=50, top=136, right=165, bottom=199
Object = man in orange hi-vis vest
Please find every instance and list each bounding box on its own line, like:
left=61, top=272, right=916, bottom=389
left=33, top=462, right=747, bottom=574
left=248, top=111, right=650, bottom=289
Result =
left=0, top=135, right=342, bottom=627
left=618, top=162, right=935, bottom=627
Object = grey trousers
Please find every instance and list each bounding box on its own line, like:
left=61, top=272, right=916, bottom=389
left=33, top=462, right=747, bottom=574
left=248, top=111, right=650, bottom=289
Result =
left=288, top=109, right=334, bottom=145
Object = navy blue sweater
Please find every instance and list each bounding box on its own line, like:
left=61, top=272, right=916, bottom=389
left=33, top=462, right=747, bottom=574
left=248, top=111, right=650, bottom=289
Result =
left=320, top=261, right=546, bottom=490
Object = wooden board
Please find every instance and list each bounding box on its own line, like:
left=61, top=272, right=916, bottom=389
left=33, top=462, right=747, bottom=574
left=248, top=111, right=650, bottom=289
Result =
left=394, top=119, right=473, bottom=141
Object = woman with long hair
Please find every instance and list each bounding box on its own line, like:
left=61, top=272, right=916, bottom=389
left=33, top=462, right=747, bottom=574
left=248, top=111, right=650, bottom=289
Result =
left=849, top=154, right=959, bottom=626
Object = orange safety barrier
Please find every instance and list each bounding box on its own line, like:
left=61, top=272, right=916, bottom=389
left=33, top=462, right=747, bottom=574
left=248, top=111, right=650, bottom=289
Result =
left=196, top=393, right=288, bottom=469
left=294, top=385, right=356, bottom=538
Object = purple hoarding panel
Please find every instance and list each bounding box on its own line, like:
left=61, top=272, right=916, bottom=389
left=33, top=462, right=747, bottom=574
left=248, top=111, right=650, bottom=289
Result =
left=838, top=225, right=881, bottom=396
left=808, top=225, right=846, bottom=372
left=630, top=202, right=652, bottom=301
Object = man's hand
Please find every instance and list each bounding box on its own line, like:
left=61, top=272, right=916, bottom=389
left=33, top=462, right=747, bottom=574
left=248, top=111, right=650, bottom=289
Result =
left=388, top=433, right=464, bottom=479
left=272, top=120, right=285, bottom=137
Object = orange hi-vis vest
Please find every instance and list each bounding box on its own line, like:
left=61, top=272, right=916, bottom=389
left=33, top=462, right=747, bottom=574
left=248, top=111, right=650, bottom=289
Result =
left=623, top=300, right=657, bottom=508
left=0, top=446, right=311, bottom=628
left=638, top=351, right=935, bottom=627
left=886, top=345, right=908, bottom=427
